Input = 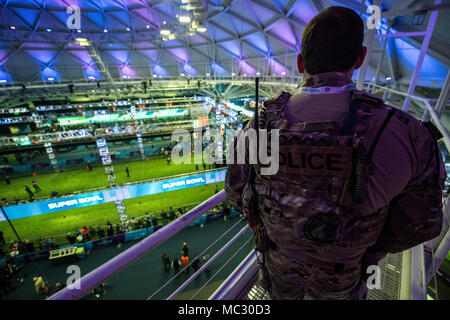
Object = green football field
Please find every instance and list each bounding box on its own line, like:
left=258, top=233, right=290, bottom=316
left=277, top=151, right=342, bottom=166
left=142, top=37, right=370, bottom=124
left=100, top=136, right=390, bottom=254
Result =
left=0, top=182, right=224, bottom=245
left=0, top=156, right=225, bottom=246
left=0, top=157, right=209, bottom=202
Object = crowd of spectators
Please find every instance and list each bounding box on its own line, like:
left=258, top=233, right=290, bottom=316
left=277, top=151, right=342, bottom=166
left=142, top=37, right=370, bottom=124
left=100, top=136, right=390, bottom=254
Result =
left=0, top=201, right=232, bottom=260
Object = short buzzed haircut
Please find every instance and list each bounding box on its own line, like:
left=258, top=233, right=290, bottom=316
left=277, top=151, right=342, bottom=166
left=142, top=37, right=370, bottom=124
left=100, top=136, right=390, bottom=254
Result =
left=301, top=6, right=364, bottom=75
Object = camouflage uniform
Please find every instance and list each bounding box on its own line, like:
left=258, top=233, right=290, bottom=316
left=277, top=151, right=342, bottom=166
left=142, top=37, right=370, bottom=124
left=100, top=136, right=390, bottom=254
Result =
left=225, top=72, right=446, bottom=300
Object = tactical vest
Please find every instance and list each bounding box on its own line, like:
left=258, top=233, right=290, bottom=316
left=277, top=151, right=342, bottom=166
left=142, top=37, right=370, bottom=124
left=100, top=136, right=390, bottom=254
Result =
left=243, top=90, right=396, bottom=265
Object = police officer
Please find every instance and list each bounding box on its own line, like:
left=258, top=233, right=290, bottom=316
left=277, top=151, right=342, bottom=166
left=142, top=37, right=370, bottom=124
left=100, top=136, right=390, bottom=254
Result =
left=225, top=6, right=445, bottom=300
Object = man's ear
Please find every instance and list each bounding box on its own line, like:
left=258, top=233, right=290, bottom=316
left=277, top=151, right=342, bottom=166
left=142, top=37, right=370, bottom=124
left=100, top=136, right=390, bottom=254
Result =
left=297, top=53, right=305, bottom=74
left=354, top=46, right=368, bottom=70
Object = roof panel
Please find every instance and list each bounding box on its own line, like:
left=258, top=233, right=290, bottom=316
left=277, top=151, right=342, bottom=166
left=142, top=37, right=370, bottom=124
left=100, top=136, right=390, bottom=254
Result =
left=290, top=1, right=318, bottom=24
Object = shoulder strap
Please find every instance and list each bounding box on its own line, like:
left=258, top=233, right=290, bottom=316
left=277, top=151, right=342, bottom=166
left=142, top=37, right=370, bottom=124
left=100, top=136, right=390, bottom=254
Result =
left=341, top=97, right=361, bottom=135
left=341, top=90, right=384, bottom=136
left=263, top=91, right=292, bottom=124
left=367, top=108, right=396, bottom=161
left=351, top=90, right=384, bottom=105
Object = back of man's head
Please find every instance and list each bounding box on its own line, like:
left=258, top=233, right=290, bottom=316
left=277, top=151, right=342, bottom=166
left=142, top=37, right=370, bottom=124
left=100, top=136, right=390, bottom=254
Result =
left=301, top=6, right=364, bottom=74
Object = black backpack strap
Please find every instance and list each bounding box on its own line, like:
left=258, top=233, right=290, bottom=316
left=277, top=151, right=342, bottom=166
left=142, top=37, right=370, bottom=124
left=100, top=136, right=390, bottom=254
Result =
left=264, top=92, right=291, bottom=123
left=341, top=98, right=361, bottom=135
left=367, top=108, right=396, bottom=161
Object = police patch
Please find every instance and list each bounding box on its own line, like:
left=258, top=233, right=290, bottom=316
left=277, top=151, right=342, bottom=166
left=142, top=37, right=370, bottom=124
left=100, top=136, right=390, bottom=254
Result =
left=278, top=146, right=353, bottom=177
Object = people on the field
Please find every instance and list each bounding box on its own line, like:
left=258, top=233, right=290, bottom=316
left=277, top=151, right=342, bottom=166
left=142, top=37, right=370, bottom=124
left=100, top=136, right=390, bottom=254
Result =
left=32, top=180, right=41, bottom=192
left=152, top=215, right=158, bottom=227
left=172, top=257, right=181, bottom=274
left=161, top=253, right=171, bottom=272
left=25, top=185, right=33, bottom=198
left=33, top=276, right=50, bottom=298
left=181, top=254, right=190, bottom=274
left=66, top=232, right=76, bottom=245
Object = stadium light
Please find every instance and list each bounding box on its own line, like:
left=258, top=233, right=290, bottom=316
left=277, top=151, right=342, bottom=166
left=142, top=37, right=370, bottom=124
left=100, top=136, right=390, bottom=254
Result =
left=46, top=28, right=52, bottom=32
left=126, top=27, right=131, bottom=31
left=179, top=15, right=191, bottom=24
left=103, top=29, right=108, bottom=33
left=10, top=26, right=15, bottom=30
left=146, top=25, right=150, bottom=29
left=76, top=38, right=90, bottom=46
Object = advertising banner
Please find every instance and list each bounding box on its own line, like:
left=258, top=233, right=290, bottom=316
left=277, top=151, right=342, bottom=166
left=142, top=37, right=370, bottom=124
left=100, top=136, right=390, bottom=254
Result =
left=3, top=170, right=226, bottom=221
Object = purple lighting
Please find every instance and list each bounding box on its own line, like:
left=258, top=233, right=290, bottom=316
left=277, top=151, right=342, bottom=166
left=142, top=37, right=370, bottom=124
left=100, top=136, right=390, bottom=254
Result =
left=41, top=66, right=59, bottom=81
left=239, top=60, right=256, bottom=76
left=68, top=50, right=94, bottom=65
left=119, top=64, right=137, bottom=79
left=153, top=64, right=168, bottom=77
left=138, top=49, right=159, bottom=61
left=211, top=63, right=227, bottom=76
left=107, top=51, right=130, bottom=64
left=244, top=33, right=268, bottom=53
left=0, top=68, right=11, bottom=83
left=0, top=50, right=9, bottom=65
left=290, top=1, right=317, bottom=24
left=84, top=66, right=102, bottom=80
left=268, top=20, right=297, bottom=49
left=182, top=63, right=197, bottom=76
left=219, top=40, right=241, bottom=58
left=168, top=48, right=188, bottom=63
left=25, top=50, right=57, bottom=65
left=268, top=58, right=289, bottom=76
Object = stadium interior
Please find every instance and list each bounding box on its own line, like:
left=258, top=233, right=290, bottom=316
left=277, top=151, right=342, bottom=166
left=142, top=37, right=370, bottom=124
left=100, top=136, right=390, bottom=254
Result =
left=0, top=0, right=449, bottom=301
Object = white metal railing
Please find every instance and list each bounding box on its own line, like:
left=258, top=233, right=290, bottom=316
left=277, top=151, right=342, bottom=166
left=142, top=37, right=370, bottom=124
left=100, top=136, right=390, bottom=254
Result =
left=209, top=250, right=260, bottom=300
left=48, top=190, right=227, bottom=300
left=366, top=82, right=450, bottom=152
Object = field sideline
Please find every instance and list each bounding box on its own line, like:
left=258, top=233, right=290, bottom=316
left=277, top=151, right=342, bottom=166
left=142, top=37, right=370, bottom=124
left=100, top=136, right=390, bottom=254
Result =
left=0, top=182, right=224, bottom=245
left=0, top=156, right=210, bottom=202
left=0, top=156, right=225, bottom=246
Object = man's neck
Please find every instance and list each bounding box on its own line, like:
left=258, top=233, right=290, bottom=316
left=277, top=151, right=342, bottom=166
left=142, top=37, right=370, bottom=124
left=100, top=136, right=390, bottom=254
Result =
left=303, top=68, right=354, bottom=80
left=301, top=71, right=355, bottom=88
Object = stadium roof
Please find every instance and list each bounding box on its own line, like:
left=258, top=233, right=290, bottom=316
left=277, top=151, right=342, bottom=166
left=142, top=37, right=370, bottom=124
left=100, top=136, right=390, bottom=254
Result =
left=0, top=0, right=449, bottom=88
